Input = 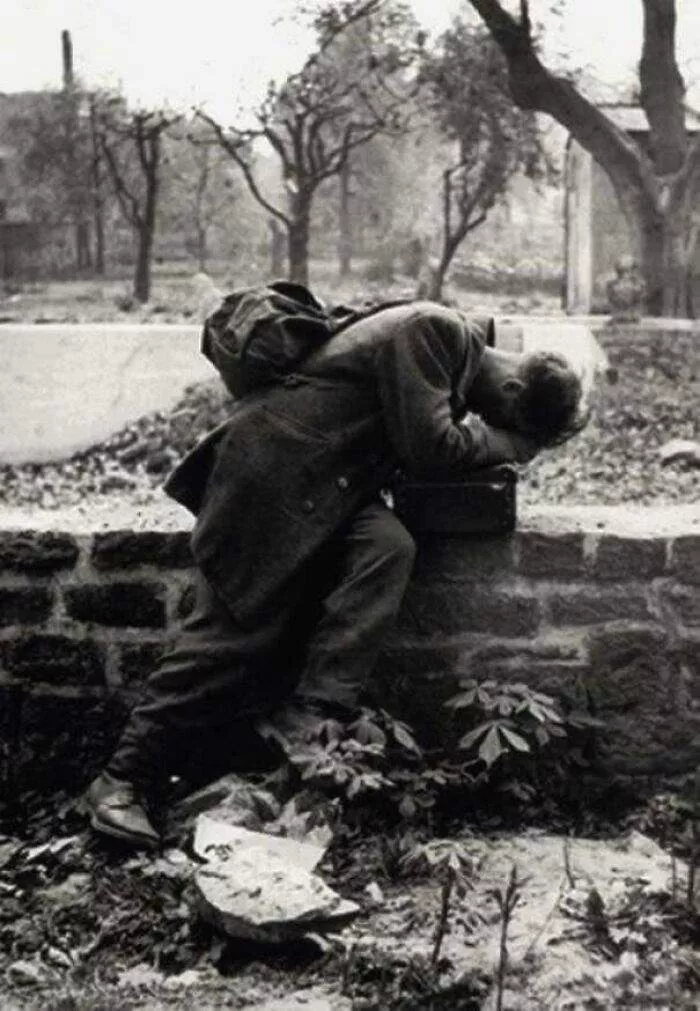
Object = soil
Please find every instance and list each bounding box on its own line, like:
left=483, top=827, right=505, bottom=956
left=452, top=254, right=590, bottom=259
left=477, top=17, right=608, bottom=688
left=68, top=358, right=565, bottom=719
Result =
left=0, top=800, right=697, bottom=1011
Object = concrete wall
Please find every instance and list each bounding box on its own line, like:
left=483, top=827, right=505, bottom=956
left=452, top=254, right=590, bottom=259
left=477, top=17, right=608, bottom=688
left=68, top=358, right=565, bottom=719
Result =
left=0, top=320, right=609, bottom=466
left=1, top=512, right=698, bottom=798
left=0, top=324, right=216, bottom=464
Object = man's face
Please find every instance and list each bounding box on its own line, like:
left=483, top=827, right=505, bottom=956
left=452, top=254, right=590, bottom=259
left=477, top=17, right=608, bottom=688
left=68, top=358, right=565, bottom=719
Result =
left=473, top=376, right=525, bottom=432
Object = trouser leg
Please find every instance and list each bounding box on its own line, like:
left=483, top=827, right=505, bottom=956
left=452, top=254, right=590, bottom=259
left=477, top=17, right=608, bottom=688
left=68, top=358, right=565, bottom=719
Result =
left=106, top=571, right=297, bottom=790
left=293, top=500, right=416, bottom=710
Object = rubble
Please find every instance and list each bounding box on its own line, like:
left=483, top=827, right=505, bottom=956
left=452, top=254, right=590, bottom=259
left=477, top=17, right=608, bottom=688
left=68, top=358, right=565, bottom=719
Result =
left=192, top=815, right=359, bottom=943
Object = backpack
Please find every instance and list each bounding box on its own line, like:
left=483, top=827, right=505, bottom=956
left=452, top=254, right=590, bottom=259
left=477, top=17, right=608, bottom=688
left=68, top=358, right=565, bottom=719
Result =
left=201, top=279, right=409, bottom=397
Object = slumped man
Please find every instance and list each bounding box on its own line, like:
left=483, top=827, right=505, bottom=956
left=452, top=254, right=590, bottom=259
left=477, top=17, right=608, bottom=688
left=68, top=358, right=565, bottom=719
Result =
left=85, top=300, right=585, bottom=848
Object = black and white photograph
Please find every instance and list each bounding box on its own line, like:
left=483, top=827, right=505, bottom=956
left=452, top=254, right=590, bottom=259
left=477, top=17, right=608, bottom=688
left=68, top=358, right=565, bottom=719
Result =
left=0, top=1, right=698, bottom=1008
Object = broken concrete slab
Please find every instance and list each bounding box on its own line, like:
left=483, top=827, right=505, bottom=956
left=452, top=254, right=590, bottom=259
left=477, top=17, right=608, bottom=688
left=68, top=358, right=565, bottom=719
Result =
left=193, top=816, right=359, bottom=942
left=193, top=815, right=327, bottom=874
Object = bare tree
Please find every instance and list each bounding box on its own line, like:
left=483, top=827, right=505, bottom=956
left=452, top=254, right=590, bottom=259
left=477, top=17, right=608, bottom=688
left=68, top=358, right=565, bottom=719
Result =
left=469, top=0, right=700, bottom=317
left=198, top=0, right=423, bottom=286
left=96, top=103, right=181, bottom=301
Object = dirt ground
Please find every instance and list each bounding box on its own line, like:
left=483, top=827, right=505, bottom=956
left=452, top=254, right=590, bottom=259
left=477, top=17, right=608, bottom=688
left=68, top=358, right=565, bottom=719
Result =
left=0, top=780, right=698, bottom=1011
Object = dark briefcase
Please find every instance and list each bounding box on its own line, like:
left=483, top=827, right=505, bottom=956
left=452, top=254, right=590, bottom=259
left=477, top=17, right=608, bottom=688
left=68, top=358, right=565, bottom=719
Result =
left=391, top=466, right=517, bottom=535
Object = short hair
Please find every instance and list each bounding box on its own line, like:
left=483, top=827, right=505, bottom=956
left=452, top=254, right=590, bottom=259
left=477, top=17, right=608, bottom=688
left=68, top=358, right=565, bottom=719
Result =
left=515, top=352, right=586, bottom=446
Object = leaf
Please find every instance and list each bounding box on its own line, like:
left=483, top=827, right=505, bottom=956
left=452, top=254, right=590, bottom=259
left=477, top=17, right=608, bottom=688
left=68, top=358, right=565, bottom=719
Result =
left=392, top=721, right=422, bottom=755
left=499, top=726, right=531, bottom=753
left=478, top=725, right=508, bottom=768
left=399, top=794, right=417, bottom=820
left=457, top=722, right=491, bottom=752
left=534, top=725, right=551, bottom=747
left=444, top=689, right=477, bottom=710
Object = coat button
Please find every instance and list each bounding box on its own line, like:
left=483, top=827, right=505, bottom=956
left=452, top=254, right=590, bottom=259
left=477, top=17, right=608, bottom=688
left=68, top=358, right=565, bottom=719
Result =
left=302, top=499, right=315, bottom=512
left=336, top=475, right=349, bottom=490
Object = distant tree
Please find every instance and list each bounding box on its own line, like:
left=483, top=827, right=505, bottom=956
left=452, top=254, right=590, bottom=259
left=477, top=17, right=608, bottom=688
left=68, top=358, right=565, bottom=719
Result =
left=419, top=18, right=550, bottom=301
left=7, top=86, right=103, bottom=273
left=198, top=0, right=424, bottom=286
left=165, top=127, right=240, bottom=272
left=469, top=0, right=700, bottom=317
left=95, top=102, right=181, bottom=301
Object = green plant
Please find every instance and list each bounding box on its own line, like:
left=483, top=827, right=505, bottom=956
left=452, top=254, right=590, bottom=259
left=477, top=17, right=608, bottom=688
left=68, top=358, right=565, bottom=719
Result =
left=404, top=839, right=481, bottom=968
left=444, top=678, right=602, bottom=772
left=490, top=864, right=525, bottom=1011
left=275, top=706, right=425, bottom=808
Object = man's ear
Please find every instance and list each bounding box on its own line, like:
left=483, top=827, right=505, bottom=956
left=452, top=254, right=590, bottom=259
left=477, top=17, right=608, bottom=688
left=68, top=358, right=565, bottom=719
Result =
left=501, top=377, right=525, bottom=399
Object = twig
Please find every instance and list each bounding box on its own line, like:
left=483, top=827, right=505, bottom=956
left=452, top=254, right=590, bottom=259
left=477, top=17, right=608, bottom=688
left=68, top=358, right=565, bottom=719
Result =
left=493, top=864, right=522, bottom=1011
left=563, top=834, right=576, bottom=889
left=431, top=869, right=456, bottom=968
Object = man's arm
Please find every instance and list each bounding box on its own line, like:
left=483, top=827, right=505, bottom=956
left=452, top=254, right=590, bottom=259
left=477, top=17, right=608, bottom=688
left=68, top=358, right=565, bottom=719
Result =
left=373, top=308, right=538, bottom=474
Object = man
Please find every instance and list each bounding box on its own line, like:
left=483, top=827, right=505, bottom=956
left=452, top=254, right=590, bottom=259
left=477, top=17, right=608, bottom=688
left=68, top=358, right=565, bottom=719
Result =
left=85, top=300, right=585, bottom=848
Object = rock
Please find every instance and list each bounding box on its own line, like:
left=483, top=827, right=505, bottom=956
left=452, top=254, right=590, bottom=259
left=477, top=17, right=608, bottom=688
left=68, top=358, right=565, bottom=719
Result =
left=168, top=773, right=281, bottom=838
left=193, top=816, right=359, bottom=942
left=659, top=438, right=700, bottom=466
left=364, top=881, right=385, bottom=908
left=6, top=960, right=47, bottom=985
left=193, top=815, right=326, bottom=873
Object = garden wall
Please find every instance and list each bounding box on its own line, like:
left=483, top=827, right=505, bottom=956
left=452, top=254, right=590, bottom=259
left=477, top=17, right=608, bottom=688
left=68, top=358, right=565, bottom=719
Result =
left=0, top=509, right=698, bottom=800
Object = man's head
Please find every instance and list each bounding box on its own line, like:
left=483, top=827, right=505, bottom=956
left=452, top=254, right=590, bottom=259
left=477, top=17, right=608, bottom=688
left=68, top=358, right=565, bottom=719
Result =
left=468, top=349, right=586, bottom=446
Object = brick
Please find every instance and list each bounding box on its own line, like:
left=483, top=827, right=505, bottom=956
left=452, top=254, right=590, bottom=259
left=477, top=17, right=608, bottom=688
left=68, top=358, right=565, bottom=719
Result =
left=0, top=689, right=128, bottom=797
left=583, top=623, right=699, bottom=776
left=669, top=537, right=700, bottom=585
left=547, top=587, right=652, bottom=626
left=593, top=536, right=666, bottom=581
left=411, top=535, right=515, bottom=585
left=117, top=640, right=166, bottom=683
left=0, top=586, right=53, bottom=626
left=2, top=633, right=104, bottom=685
left=0, top=531, right=79, bottom=574
left=662, top=585, right=700, bottom=627
left=397, top=584, right=540, bottom=638
left=91, top=530, right=192, bottom=570
left=64, top=582, right=167, bottom=628
left=516, top=531, right=584, bottom=579
left=176, top=582, right=198, bottom=621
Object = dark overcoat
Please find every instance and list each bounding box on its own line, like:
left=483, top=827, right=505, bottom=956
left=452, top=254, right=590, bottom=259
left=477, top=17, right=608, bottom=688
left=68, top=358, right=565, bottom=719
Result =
left=164, top=301, right=492, bottom=625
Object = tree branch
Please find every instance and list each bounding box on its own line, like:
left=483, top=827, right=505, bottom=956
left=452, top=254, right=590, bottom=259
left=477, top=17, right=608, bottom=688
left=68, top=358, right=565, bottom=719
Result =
left=468, top=0, right=662, bottom=216
left=196, top=110, right=290, bottom=226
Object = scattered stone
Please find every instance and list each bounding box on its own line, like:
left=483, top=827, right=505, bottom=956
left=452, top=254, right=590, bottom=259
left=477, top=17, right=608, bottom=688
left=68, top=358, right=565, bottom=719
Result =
left=364, top=881, right=385, bottom=908
left=6, top=959, right=47, bottom=985
left=659, top=438, right=700, bottom=466
left=168, top=773, right=282, bottom=840
left=193, top=816, right=359, bottom=942
left=193, top=815, right=326, bottom=873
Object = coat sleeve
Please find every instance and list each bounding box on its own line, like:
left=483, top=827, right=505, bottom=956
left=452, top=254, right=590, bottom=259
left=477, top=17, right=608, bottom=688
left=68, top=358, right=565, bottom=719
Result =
left=373, top=307, right=489, bottom=476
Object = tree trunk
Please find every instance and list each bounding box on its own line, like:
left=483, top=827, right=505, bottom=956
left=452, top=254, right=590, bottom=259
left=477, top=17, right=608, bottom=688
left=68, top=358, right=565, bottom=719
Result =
left=287, top=209, right=310, bottom=286
left=338, top=158, right=353, bottom=278
left=133, top=226, right=153, bottom=303
left=93, top=197, right=105, bottom=275
left=196, top=223, right=208, bottom=273
left=269, top=218, right=285, bottom=276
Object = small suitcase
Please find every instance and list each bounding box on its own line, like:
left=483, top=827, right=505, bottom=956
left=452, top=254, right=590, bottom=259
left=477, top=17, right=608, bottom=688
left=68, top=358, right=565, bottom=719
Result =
left=392, top=465, right=517, bottom=535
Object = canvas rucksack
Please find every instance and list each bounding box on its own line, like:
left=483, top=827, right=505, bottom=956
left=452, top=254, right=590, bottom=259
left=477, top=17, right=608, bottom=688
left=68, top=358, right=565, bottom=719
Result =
left=201, top=279, right=408, bottom=398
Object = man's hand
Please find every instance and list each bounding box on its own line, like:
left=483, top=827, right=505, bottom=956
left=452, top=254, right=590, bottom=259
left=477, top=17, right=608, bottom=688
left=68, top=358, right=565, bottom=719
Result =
left=462, top=416, right=542, bottom=466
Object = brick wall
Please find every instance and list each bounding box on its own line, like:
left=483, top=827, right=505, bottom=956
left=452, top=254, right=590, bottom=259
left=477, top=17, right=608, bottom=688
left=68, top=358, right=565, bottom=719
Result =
left=0, top=519, right=698, bottom=796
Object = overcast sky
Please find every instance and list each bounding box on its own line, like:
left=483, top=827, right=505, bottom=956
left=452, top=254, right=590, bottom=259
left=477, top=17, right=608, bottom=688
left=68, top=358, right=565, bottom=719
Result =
left=2, top=1, right=699, bottom=120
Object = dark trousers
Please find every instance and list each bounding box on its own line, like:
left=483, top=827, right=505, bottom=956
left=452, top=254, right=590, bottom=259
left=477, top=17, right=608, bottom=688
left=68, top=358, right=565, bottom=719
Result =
left=107, top=500, right=416, bottom=790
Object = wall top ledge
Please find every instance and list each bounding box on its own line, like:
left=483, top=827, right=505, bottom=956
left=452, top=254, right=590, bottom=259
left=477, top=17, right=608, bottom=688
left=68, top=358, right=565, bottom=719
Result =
left=0, top=499, right=697, bottom=540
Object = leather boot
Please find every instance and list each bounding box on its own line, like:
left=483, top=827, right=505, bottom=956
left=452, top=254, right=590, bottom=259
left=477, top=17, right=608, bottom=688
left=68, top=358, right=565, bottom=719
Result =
left=83, top=771, right=160, bottom=849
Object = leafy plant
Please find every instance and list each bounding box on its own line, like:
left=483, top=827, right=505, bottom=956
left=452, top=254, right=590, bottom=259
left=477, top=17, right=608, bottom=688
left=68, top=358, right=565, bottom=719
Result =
left=489, top=864, right=526, bottom=1011
left=403, top=839, right=482, bottom=968
left=444, top=678, right=603, bottom=772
